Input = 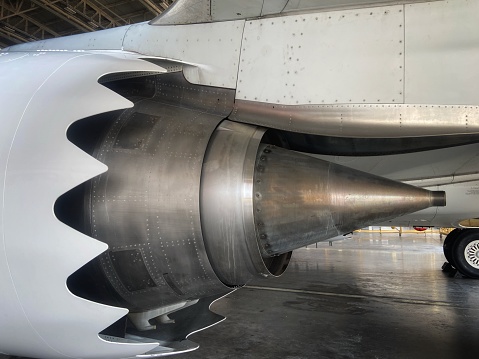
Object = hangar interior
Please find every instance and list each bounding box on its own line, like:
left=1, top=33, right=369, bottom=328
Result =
left=0, top=0, right=174, bottom=49
left=1, top=1, right=479, bottom=359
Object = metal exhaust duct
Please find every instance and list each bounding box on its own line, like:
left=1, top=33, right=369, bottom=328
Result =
left=66, top=108, right=446, bottom=313
left=200, top=121, right=445, bottom=286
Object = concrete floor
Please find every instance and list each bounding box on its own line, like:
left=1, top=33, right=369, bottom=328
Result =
left=3, top=232, right=479, bottom=359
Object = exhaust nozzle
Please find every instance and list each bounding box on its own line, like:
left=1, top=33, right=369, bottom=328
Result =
left=201, top=121, right=446, bottom=285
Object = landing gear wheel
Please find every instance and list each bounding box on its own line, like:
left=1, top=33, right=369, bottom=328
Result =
left=451, top=229, right=479, bottom=278
left=443, top=229, right=462, bottom=267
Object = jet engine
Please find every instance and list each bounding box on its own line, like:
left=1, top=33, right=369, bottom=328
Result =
left=0, top=53, right=444, bottom=359
left=58, top=71, right=444, bottom=347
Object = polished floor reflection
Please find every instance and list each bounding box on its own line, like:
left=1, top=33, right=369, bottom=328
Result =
left=3, top=232, right=479, bottom=359
left=174, top=232, right=479, bottom=359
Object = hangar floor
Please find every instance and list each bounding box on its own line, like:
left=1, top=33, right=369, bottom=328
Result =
left=173, top=231, right=479, bottom=359
left=2, top=231, right=479, bottom=359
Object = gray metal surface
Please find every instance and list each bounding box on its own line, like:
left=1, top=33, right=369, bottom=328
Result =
left=253, top=144, right=445, bottom=256
left=405, top=0, right=479, bottom=105
left=464, top=240, right=479, bottom=269
left=88, top=99, right=229, bottom=311
left=232, top=100, right=479, bottom=138
left=236, top=6, right=404, bottom=105
left=201, top=121, right=291, bottom=286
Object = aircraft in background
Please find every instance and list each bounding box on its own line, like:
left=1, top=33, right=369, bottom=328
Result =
left=1, top=0, right=478, bottom=358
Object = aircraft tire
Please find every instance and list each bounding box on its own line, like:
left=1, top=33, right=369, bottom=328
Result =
left=451, top=229, right=479, bottom=278
left=443, top=229, right=462, bottom=267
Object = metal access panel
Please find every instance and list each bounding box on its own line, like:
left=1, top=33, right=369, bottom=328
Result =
left=124, top=21, right=245, bottom=89
left=405, top=0, right=479, bottom=105
left=237, top=5, right=404, bottom=105
left=211, top=0, right=263, bottom=20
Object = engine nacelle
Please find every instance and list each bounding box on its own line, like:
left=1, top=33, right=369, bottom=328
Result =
left=0, top=54, right=445, bottom=358
left=62, top=87, right=444, bottom=319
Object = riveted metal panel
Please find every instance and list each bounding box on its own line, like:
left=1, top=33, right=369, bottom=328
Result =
left=232, top=100, right=479, bottom=137
left=88, top=99, right=229, bottom=311
left=283, top=0, right=434, bottom=12
left=125, top=21, right=245, bottom=88
left=237, top=6, right=404, bottom=105
left=405, top=0, right=479, bottom=105
left=211, top=0, right=263, bottom=20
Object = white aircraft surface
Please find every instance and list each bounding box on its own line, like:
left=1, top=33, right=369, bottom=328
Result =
left=1, top=0, right=478, bottom=358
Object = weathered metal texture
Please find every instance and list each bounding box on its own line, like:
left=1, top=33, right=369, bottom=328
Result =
left=236, top=6, right=404, bottom=105
left=201, top=121, right=266, bottom=285
left=150, top=0, right=212, bottom=25
left=231, top=100, right=479, bottom=138
left=201, top=121, right=291, bottom=286
left=87, top=98, right=229, bottom=311
left=153, top=72, right=235, bottom=115
left=405, top=0, right=479, bottom=105
left=0, top=51, right=164, bottom=359
left=253, top=144, right=445, bottom=256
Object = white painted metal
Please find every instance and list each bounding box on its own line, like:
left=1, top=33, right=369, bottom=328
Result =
left=3, top=26, right=130, bottom=52
left=236, top=6, right=404, bottom=105
left=405, top=0, right=479, bottom=105
left=0, top=51, right=165, bottom=358
left=123, top=21, right=244, bottom=88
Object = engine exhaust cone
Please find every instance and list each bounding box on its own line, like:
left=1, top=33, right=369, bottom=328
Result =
left=253, top=144, right=446, bottom=257
left=201, top=121, right=445, bottom=286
